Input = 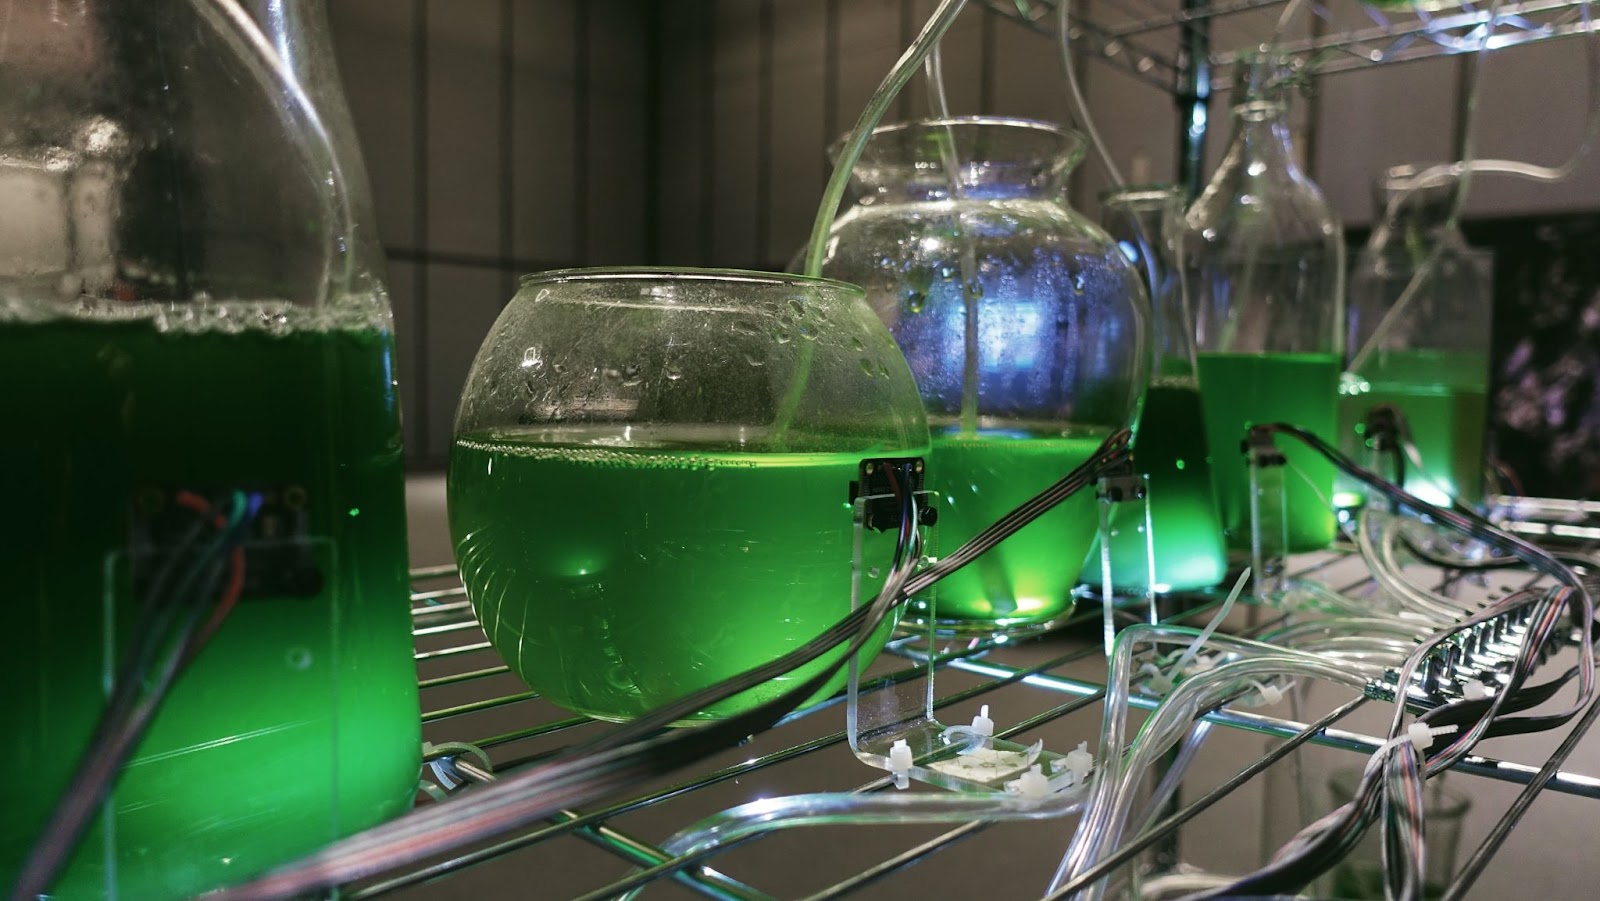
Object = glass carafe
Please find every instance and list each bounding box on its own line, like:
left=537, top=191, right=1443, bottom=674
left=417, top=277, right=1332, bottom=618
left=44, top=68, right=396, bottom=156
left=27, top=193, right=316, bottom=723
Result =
left=815, top=117, right=1148, bottom=636
left=1, top=3, right=417, bottom=898
left=1184, top=52, right=1346, bottom=552
left=1341, top=165, right=1493, bottom=510
left=1084, top=186, right=1227, bottom=594
left=448, top=269, right=930, bottom=723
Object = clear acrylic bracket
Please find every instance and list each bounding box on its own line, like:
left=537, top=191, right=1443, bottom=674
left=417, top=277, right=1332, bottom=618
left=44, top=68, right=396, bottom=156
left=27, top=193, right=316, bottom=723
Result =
left=1095, top=469, right=1156, bottom=658
left=1246, top=431, right=1290, bottom=601
left=846, top=486, right=1069, bottom=793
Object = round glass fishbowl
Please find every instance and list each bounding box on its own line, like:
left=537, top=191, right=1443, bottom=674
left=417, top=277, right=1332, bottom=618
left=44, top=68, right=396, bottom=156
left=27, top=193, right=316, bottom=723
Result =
left=814, top=117, right=1148, bottom=636
left=447, top=268, right=931, bottom=723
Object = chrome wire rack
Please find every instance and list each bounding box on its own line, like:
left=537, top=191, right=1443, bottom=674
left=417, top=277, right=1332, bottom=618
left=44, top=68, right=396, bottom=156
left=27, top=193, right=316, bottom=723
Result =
left=987, top=0, right=1600, bottom=88
left=369, top=546, right=1600, bottom=900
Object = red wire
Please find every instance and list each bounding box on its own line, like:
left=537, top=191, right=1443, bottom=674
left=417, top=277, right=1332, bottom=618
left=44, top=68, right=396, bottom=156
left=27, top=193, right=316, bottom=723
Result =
left=171, top=490, right=248, bottom=656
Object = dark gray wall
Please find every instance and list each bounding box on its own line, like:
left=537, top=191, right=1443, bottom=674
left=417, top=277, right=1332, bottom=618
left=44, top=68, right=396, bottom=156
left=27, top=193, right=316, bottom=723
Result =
left=329, top=0, right=1600, bottom=467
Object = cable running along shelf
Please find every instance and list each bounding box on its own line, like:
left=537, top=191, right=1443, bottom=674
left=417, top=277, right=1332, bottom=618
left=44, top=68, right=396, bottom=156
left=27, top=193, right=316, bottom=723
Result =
left=389, top=547, right=1600, bottom=900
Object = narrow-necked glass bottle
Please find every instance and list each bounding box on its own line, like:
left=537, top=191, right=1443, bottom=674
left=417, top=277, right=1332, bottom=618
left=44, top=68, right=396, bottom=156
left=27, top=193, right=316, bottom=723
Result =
left=1340, top=165, right=1493, bottom=510
left=2, top=2, right=417, bottom=897
left=1184, top=51, right=1346, bottom=552
left=1084, top=186, right=1227, bottom=593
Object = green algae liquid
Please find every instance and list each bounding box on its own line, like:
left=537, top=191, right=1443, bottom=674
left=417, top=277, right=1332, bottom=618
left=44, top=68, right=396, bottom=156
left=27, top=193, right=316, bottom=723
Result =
left=916, top=425, right=1106, bottom=633
left=1, top=306, right=420, bottom=899
left=447, top=427, right=904, bottom=723
left=1082, top=380, right=1227, bottom=593
left=1196, top=352, right=1341, bottom=552
left=1340, top=350, right=1488, bottom=509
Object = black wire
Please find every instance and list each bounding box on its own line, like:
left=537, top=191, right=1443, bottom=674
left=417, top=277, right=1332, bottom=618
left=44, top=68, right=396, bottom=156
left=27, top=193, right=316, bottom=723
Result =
left=10, top=500, right=255, bottom=901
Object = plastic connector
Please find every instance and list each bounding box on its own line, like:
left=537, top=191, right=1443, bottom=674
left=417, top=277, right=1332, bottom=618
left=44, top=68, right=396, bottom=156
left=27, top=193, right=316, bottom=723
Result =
left=1463, top=679, right=1491, bottom=700
left=970, top=705, right=995, bottom=739
left=1005, top=764, right=1051, bottom=798
left=888, top=739, right=913, bottom=790
left=1242, top=678, right=1282, bottom=707
left=1063, top=741, right=1093, bottom=784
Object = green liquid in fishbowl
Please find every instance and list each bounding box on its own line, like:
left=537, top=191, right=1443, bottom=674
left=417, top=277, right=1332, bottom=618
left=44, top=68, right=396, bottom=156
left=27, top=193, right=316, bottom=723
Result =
left=1339, top=350, right=1489, bottom=511
left=446, top=269, right=930, bottom=724
left=919, top=424, right=1106, bottom=629
left=2, top=304, right=419, bottom=898
left=1082, top=379, right=1228, bottom=593
left=448, top=426, right=901, bottom=724
left=1196, top=351, right=1342, bottom=551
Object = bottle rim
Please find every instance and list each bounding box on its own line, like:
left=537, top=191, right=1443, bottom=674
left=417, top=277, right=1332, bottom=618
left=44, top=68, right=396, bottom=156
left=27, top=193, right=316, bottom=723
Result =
left=826, top=116, right=1087, bottom=172
left=520, top=266, right=865, bottom=298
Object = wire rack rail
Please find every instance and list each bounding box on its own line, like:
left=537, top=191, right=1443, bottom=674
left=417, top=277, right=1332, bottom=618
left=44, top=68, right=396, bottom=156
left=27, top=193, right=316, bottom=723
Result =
left=370, top=544, right=1600, bottom=899
left=987, top=0, right=1600, bottom=90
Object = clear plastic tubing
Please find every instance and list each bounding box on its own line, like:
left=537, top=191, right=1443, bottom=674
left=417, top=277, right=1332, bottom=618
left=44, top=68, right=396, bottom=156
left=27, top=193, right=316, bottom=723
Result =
left=1356, top=510, right=1463, bottom=625
left=1046, top=625, right=1380, bottom=899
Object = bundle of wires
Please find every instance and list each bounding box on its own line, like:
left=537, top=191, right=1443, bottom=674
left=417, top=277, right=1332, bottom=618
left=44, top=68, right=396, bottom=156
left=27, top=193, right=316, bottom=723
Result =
left=11, top=491, right=262, bottom=901
left=1157, top=427, right=1597, bottom=901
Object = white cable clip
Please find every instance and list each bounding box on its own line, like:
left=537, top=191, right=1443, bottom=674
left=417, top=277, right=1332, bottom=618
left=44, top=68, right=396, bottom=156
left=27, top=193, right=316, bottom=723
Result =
left=1463, top=679, right=1491, bottom=700
left=938, top=705, right=998, bottom=755
left=888, top=739, right=914, bottom=790
left=1242, top=678, right=1283, bottom=707
left=1005, top=764, right=1051, bottom=798
left=1406, top=722, right=1458, bottom=752
left=1140, top=661, right=1175, bottom=695
left=970, top=705, right=995, bottom=740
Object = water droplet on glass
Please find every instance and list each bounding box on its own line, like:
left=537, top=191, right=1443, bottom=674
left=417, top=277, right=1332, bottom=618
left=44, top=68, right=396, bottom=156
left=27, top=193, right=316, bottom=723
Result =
left=850, top=336, right=866, bottom=352
left=859, top=357, right=876, bottom=375
left=787, top=298, right=806, bottom=317
left=621, top=364, right=643, bottom=386
left=773, top=329, right=791, bottom=345
left=603, top=366, right=621, bottom=379
left=798, top=322, right=818, bottom=340
left=906, top=291, right=927, bottom=313
left=1072, top=273, right=1087, bottom=294
left=878, top=361, right=892, bottom=378
left=745, top=352, right=765, bottom=367
left=552, top=363, right=567, bottom=374
left=867, top=566, right=882, bottom=578
left=665, top=366, right=683, bottom=381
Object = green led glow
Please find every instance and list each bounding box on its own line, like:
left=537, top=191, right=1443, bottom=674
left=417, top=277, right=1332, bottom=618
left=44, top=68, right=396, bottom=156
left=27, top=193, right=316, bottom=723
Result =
left=908, top=428, right=1105, bottom=629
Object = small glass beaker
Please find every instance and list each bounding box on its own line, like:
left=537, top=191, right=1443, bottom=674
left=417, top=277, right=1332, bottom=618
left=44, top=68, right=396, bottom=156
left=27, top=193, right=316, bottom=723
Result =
left=447, top=268, right=931, bottom=723
left=1325, top=768, right=1472, bottom=899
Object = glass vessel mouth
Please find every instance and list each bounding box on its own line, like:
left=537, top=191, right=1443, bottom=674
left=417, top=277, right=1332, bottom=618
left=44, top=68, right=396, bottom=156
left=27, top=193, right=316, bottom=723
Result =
left=829, top=117, right=1087, bottom=196
left=1098, top=183, right=1182, bottom=208
left=1227, top=48, right=1301, bottom=111
left=522, top=266, right=862, bottom=295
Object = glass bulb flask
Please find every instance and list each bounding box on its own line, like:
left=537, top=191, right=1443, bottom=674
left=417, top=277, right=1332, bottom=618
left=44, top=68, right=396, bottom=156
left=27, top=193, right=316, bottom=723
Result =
left=1084, top=186, right=1228, bottom=594
left=447, top=269, right=930, bottom=723
left=0, top=2, right=418, bottom=897
left=815, top=117, right=1148, bottom=635
left=1341, top=165, right=1493, bottom=511
left=1184, top=52, right=1346, bottom=552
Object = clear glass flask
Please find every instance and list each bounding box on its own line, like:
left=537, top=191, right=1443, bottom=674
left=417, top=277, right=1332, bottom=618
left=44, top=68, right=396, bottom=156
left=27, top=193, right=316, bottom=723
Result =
left=1341, top=165, right=1493, bottom=510
left=1084, top=186, right=1227, bottom=594
left=1184, top=52, right=1346, bottom=552
left=1, top=2, right=417, bottom=897
left=815, top=117, right=1148, bottom=635
left=448, top=269, right=930, bottom=723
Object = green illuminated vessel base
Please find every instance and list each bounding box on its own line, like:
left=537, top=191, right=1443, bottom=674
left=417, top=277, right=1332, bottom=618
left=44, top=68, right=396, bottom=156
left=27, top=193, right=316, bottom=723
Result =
left=1082, top=381, right=1227, bottom=594
left=905, top=425, right=1105, bottom=636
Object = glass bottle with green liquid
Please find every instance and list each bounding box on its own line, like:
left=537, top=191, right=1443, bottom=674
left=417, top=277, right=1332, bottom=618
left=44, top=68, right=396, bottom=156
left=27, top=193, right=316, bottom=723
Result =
left=1183, top=51, right=1346, bottom=553
left=1340, top=165, right=1493, bottom=512
left=2, top=3, right=418, bottom=898
left=1083, top=186, right=1227, bottom=594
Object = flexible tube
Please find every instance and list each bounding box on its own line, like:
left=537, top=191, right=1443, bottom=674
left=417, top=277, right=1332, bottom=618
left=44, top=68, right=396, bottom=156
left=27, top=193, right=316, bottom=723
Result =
left=1349, top=0, right=1599, bottom=373
left=1045, top=624, right=1383, bottom=898
left=1055, top=0, right=1122, bottom=185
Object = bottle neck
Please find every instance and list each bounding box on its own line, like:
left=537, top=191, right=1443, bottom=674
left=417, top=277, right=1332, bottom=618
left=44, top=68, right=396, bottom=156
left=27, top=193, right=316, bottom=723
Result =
left=1228, top=101, right=1301, bottom=175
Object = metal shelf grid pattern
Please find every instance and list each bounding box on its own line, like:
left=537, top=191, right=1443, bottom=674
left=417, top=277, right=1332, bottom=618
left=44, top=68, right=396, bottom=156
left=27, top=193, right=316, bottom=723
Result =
left=985, top=0, right=1600, bottom=90
left=377, top=549, right=1600, bottom=899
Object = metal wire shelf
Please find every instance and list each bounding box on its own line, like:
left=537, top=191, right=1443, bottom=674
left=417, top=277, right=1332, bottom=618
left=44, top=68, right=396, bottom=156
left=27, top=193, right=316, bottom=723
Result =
left=374, top=544, right=1600, bottom=899
left=986, top=0, right=1600, bottom=90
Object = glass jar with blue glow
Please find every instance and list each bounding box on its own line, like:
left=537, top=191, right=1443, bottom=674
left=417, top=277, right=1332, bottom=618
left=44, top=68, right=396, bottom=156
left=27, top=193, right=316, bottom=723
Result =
left=814, top=117, right=1148, bottom=636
